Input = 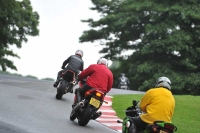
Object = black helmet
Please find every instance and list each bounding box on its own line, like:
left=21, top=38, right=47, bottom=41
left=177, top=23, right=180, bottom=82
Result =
left=75, top=50, right=83, bottom=57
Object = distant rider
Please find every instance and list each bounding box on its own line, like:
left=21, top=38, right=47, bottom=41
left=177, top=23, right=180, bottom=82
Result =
left=126, top=76, right=175, bottom=133
left=53, top=50, right=84, bottom=93
left=74, top=58, right=113, bottom=105
left=117, top=73, right=130, bottom=89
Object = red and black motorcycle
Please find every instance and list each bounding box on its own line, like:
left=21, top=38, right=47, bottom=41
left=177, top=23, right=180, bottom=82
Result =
left=55, top=70, right=77, bottom=99
left=69, top=81, right=107, bottom=126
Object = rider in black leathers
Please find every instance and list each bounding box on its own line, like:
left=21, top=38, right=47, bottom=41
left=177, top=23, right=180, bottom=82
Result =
left=53, top=50, right=84, bottom=92
left=116, top=73, right=130, bottom=89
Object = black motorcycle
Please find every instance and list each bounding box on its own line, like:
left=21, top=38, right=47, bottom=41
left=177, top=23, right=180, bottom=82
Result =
left=55, top=70, right=77, bottom=99
left=69, top=81, right=107, bottom=126
left=117, top=100, right=177, bottom=133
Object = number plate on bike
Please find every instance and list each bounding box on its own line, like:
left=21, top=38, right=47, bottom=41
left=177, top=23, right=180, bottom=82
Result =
left=89, top=97, right=100, bottom=108
left=159, top=130, right=167, bottom=133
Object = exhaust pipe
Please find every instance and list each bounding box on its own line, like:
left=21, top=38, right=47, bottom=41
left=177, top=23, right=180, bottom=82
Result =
left=73, top=102, right=84, bottom=112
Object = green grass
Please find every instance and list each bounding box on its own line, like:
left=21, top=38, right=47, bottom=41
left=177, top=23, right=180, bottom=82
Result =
left=111, top=94, right=200, bottom=133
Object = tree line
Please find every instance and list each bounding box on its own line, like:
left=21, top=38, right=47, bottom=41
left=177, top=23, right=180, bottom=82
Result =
left=0, top=0, right=39, bottom=71
left=79, top=0, right=200, bottom=95
left=1, top=0, right=200, bottom=95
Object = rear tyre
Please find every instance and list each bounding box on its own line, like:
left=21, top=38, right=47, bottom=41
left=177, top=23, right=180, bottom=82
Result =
left=78, top=105, right=94, bottom=126
left=55, top=82, right=64, bottom=99
left=55, top=92, right=63, bottom=99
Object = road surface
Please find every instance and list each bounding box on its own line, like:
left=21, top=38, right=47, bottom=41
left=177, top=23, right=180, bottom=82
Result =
left=0, top=74, right=144, bottom=133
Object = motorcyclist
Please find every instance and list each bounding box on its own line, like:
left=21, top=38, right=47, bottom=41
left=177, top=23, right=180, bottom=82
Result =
left=117, top=73, right=130, bottom=89
left=53, top=50, right=84, bottom=93
left=126, top=76, right=175, bottom=133
left=73, top=58, right=113, bottom=106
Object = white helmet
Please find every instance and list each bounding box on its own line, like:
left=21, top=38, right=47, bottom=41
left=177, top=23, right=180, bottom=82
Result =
left=155, top=77, right=171, bottom=90
left=97, top=58, right=108, bottom=67
left=75, top=50, right=83, bottom=57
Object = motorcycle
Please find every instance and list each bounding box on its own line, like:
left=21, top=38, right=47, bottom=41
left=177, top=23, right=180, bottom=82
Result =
left=69, top=80, right=107, bottom=126
left=117, top=100, right=177, bottom=133
left=118, top=77, right=129, bottom=90
left=55, top=70, right=77, bottom=99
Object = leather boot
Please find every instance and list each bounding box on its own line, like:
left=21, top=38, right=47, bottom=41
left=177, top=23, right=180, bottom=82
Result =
left=75, top=89, right=82, bottom=103
left=72, top=88, right=82, bottom=107
left=68, top=83, right=74, bottom=93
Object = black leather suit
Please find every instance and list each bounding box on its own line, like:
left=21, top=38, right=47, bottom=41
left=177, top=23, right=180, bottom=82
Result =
left=55, top=54, right=84, bottom=83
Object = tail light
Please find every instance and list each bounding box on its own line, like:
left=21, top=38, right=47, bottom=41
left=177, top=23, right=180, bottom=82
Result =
left=84, top=89, right=104, bottom=98
left=95, top=92, right=102, bottom=97
left=85, top=91, right=90, bottom=96
left=164, top=123, right=177, bottom=132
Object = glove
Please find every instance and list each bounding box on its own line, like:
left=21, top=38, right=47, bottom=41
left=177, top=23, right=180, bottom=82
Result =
left=61, top=66, right=65, bottom=69
left=136, top=101, right=140, bottom=108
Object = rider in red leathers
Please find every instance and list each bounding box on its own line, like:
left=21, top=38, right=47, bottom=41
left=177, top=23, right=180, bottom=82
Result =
left=74, top=58, right=113, bottom=105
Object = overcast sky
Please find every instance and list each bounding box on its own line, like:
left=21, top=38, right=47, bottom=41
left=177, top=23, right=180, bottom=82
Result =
left=8, top=0, right=105, bottom=80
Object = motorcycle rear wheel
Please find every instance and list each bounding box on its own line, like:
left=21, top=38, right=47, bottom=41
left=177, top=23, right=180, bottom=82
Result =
left=56, top=83, right=64, bottom=99
left=55, top=80, right=68, bottom=99
left=55, top=92, right=63, bottom=99
left=78, top=105, right=94, bottom=126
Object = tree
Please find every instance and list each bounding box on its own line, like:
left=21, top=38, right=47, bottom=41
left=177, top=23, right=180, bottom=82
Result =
left=0, top=0, right=39, bottom=71
left=79, top=0, right=200, bottom=95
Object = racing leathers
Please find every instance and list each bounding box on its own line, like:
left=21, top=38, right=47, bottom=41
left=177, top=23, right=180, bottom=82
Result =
left=54, top=54, right=84, bottom=88
left=74, top=63, right=113, bottom=104
left=129, top=87, right=175, bottom=133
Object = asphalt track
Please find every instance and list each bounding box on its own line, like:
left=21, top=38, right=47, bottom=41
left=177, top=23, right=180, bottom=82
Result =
left=0, top=74, right=144, bottom=133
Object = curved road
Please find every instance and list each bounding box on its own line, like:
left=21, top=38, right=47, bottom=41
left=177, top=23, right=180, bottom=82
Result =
left=0, top=74, right=144, bottom=133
